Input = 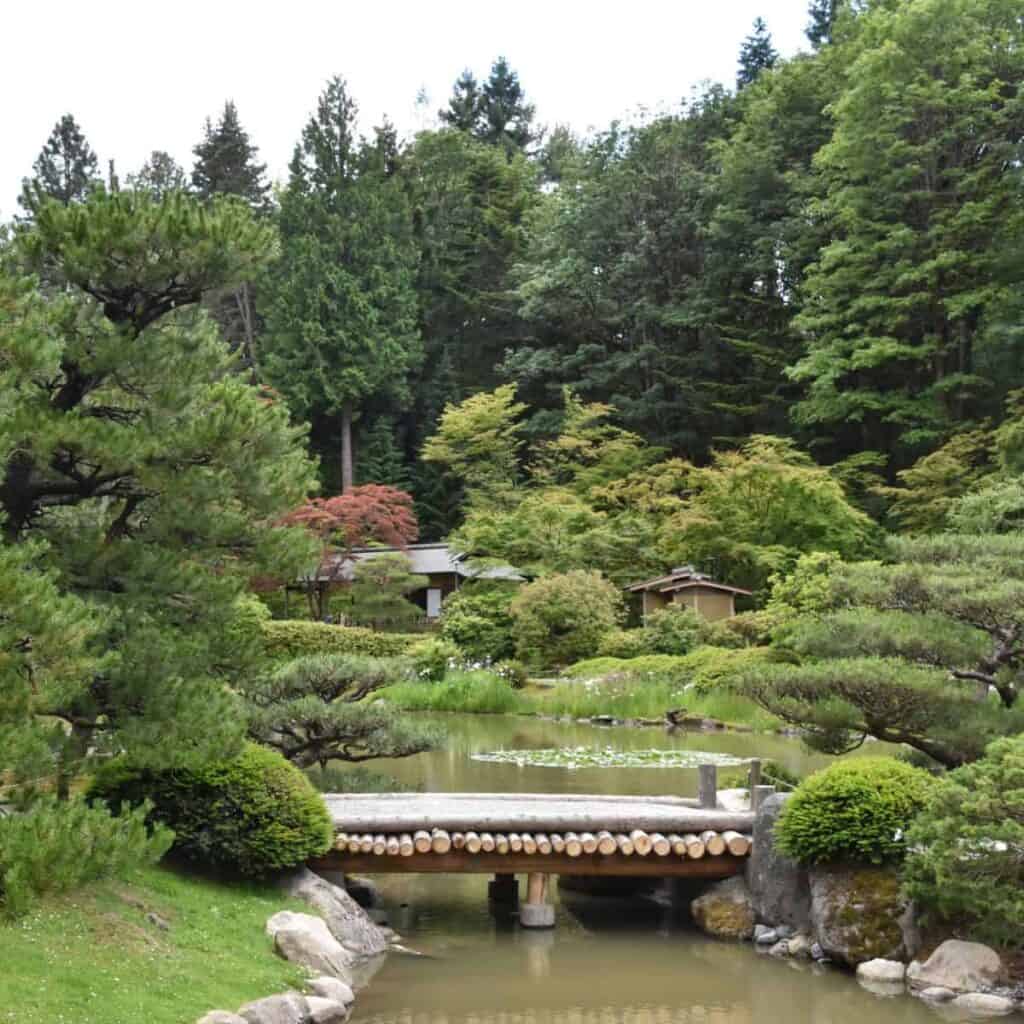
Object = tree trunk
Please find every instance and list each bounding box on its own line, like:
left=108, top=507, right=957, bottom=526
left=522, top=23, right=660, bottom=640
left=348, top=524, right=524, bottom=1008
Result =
left=340, top=403, right=354, bottom=494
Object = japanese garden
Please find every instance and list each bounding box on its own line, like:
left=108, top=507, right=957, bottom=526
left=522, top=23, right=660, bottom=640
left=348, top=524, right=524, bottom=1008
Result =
left=1, top=1, right=1023, bottom=1022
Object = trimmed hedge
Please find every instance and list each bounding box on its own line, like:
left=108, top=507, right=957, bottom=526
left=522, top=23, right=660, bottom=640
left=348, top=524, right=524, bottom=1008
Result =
left=776, top=757, right=936, bottom=865
left=261, top=620, right=421, bottom=660
left=89, top=743, right=333, bottom=876
left=565, top=646, right=776, bottom=689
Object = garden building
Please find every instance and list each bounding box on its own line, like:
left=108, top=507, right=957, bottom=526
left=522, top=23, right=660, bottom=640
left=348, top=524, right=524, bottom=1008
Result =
left=625, top=566, right=751, bottom=623
left=319, top=543, right=523, bottom=620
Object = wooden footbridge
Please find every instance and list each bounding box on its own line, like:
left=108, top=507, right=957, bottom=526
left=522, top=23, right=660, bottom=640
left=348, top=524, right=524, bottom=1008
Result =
left=312, top=763, right=773, bottom=928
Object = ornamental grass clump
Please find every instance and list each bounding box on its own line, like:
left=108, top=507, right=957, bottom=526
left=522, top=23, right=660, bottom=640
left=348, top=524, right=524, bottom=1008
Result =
left=775, top=757, right=936, bottom=865
left=90, top=743, right=333, bottom=876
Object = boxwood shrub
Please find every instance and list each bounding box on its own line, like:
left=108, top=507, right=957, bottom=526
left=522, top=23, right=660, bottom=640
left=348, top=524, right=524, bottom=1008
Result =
left=90, top=743, right=333, bottom=876
left=776, top=757, right=936, bottom=865
left=262, top=620, right=421, bottom=660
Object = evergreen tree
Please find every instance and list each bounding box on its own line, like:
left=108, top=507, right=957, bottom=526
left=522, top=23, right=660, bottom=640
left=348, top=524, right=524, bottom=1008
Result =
left=479, top=56, right=538, bottom=154
left=789, top=0, right=1024, bottom=466
left=438, top=70, right=482, bottom=133
left=191, top=101, right=271, bottom=373
left=128, top=150, right=188, bottom=198
left=262, top=77, right=421, bottom=493
left=191, top=101, right=270, bottom=209
left=737, top=18, right=779, bottom=89
left=1, top=189, right=316, bottom=794
left=806, top=0, right=841, bottom=47
left=18, top=113, right=100, bottom=213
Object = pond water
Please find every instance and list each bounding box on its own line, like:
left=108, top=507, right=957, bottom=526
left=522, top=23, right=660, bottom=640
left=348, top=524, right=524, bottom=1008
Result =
left=334, top=714, right=1020, bottom=1024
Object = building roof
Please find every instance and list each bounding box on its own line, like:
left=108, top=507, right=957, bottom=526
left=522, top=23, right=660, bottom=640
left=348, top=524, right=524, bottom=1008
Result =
left=625, top=565, right=752, bottom=597
left=315, top=543, right=524, bottom=583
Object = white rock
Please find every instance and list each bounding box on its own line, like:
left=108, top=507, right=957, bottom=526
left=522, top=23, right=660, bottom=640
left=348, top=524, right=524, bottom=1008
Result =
left=906, top=939, right=1003, bottom=994
left=267, top=911, right=357, bottom=981
left=787, top=933, right=813, bottom=958
left=754, top=925, right=778, bottom=945
left=196, top=1013, right=247, bottom=1024
left=950, top=993, right=1016, bottom=1016
left=856, top=959, right=907, bottom=983
left=238, top=993, right=309, bottom=1024
left=309, top=977, right=355, bottom=1006
left=917, top=986, right=955, bottom=1002
left=305, top=996, right=350, bottom=1023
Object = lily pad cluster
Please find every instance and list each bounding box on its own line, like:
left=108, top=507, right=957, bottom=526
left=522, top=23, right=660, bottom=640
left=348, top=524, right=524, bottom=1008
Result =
left=471, top=747, right=747, bottom=770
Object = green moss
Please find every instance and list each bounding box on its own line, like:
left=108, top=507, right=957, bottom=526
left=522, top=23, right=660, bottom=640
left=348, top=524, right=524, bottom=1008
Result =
left=821, top=867, right=907, bottom=962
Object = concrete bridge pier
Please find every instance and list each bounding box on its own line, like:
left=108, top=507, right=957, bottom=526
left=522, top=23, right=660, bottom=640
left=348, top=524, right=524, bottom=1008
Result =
left=519, top=872, right=555, bottom=929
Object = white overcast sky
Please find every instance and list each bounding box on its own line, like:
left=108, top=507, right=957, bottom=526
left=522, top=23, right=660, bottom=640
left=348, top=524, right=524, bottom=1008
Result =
left=2, top=1, right=811, bottom=219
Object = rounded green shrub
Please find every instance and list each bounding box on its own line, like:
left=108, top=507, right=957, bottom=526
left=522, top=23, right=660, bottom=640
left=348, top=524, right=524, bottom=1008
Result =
left=597, top=629, right=650, bottom=659
left=775, top=757, right=936, bottom=865
left=90, top=743, right=333, bottom=876
left=439, top=585, right=517, bottom=661
left=642, top=605, right=701, bottom=655
left=903, top=736, right=1024, bottom=947
left=409, top=637, right=459, bottom=681
left=511, top=570, right=623, bottom=669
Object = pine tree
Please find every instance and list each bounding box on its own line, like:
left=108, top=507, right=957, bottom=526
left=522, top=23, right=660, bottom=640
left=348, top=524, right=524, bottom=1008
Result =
left=438, top=70, right=482, bottom=133
left=191, top=101, right=271, bottom=373
left=262, top=77, right=421, bottom=493
left=191, top=101, right=270, bottom=209
left=18, top=113, right=100, bottom=213
left=806, top=0, right=841, bottom=48
left=128, top=150, right=188, bottom=198
left=737, top=18, right=779, bottom=89
left=1, top=189, right=316, bottom=793
left=479, top=57, right=538, bottom=154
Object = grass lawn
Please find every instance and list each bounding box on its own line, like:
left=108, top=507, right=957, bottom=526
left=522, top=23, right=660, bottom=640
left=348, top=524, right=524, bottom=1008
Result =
left=0, top=863, right=309, bottom=1024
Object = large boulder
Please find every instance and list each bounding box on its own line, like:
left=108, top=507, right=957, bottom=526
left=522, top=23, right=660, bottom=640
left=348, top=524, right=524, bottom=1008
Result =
left=238, top=993, right=309, bottom=1024
left=309, top=977, right=354, bottom=1006
left=949, top=993, right=1016, bottom=1017
left=277, top=867, right=387, bottom=959
left=196, top=1014, right=247, bottom=1024
left=745, top=793, right=811, bottom=930
left=267, top=911, right=357, bottom=981
left=906, top=939, right=1004, bottom=995
left=305, top=997, right=349, bottom=1023
left=690, top=876, right=755, bottom=940
left=809, top=865, right=918, bottom=966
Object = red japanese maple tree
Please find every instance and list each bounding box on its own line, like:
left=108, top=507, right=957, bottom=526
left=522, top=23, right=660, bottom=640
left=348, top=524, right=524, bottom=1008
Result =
left=279, top=485, right=419, bottom=619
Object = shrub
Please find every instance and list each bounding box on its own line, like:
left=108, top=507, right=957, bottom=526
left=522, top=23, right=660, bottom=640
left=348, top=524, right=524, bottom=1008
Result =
left=564, top=654, right=690, bottom=679
left=641, top=605, right=701, bottom=655
left=383, top=671, right=524, bottom=714
left=409, top=637, right=460, bottom=681
left=261, top=620, right=420, bottom=660
left=598, top=629, right=651, bottom=659
left=494, top=659, right=529, bottom=689
left=698, top=609, right=783, bottom=648
left=90, top=743, right=333, bottom=876
left=776, top=757, right=936, bottom=865
left=0, top=797, right=172, bottom=918
left=902, top=736, right=1024, bottom=947
left=439, top=585, right=517, bottom=661
left=681, top=645, right=778, bottom=694
left=510, top=570, right=623, bottom=668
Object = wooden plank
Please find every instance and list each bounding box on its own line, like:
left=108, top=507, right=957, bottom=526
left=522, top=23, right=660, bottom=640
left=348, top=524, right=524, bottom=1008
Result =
left=310, top=849, right=746, bottom=879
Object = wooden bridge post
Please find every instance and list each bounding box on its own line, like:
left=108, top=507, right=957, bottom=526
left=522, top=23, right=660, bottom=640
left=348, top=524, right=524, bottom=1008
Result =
left=752, top=784, right=776, bottom=813
left=698, top=764, right=718, bottom=809
left=748, top=758, right=762, bottom=795
left=519, top=872, right=554, bottom=929
left=488, top=872, right=519, bottom=906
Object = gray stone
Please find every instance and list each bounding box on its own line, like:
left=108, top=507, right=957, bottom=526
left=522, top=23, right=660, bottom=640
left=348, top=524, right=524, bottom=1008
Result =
left=775, top=924, right=796, bottom=940
left=917, top=987, right=956, bottom=1003
left=277, top=867, right=387, bottom=959
left=754, top=925, right=778, bottom=945
left=196, top=1014, right=247, bottom=1024
left=787, top=933, right=813, bottom=959
left=519, top=902, right=555, bottom=928
left=950, top=993, right=1016, bottom=1016
left=267, top=911, right=356, bottom=981
left=906, top=940, right=1004, bottom=995
left=238, top=993, right=308, bottom=1024
left=809, top=864, right=917, bottom=966
left=690, top=876, right=756, bottom=940
left=745, top=794, right=811, bottom=931
left=309, top=977, right=354, bottom=1006
left=769, top=939, right=790, bottom=957
left=856, top=959, right=906, bottom=983
left=810, top=943, right=827, bottom=962
left=306, top=997, right=350, bottom=1023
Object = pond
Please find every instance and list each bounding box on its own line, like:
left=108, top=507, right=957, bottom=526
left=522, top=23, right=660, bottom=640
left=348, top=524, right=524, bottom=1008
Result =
left=331, top=714, right=1018, bottom=1024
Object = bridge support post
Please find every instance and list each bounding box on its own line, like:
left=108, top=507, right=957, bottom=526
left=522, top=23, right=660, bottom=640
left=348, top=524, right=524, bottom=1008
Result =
left=520, top=872, right=555, bottom=929
left=488, top=872, right=519, bottom=905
